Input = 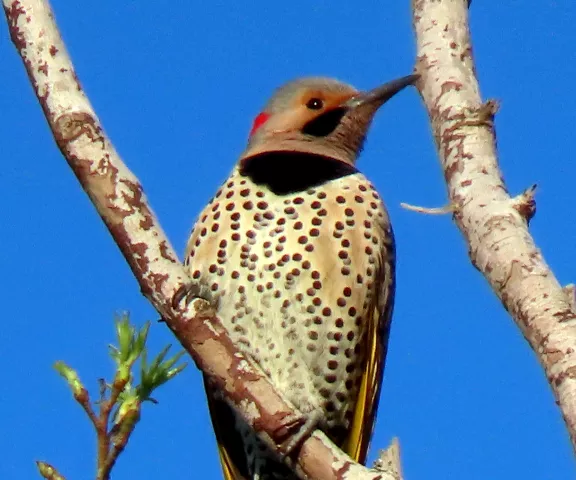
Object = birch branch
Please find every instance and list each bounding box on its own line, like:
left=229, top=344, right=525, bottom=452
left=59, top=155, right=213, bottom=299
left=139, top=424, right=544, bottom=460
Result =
left=2, top=1, right=403, bottom=478
left=412, top=0, right=576, bottom=453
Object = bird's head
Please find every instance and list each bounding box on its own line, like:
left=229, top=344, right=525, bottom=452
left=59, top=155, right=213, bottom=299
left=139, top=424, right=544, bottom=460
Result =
left=240, top=74, right=418, bottom=167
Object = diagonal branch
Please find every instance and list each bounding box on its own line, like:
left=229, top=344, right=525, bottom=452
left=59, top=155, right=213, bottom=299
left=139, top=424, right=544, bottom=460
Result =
left=412, top=0, right=576, bottom=453
left=2, top=1, right=403, bottom=478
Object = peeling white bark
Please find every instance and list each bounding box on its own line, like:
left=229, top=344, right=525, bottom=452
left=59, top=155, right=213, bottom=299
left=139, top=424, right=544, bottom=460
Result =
left=412, top=0, right=576, bottom=453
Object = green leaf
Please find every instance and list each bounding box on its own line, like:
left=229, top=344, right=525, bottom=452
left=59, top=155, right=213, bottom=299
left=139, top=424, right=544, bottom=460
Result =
left=54, top=361, right=85, bottom=397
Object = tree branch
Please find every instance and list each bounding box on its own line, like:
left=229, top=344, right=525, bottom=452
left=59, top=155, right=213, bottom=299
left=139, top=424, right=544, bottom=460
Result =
left=3, top=1, right=404, bottom=478
left=412, top=0, right=576, bottom=453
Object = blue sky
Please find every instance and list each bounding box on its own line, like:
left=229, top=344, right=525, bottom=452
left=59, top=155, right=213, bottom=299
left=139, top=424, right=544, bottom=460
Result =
left=1, top=1, right=574, bottom=479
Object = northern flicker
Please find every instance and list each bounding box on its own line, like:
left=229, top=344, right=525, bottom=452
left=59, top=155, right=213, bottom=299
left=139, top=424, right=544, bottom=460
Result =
left=184, top=74, right=417, bottom=479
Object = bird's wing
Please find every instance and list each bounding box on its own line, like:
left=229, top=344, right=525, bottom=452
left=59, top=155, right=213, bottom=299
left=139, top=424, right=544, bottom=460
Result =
left=341, top=223, right=395, bottom=464
left=203, top=375, right=249, bottom=480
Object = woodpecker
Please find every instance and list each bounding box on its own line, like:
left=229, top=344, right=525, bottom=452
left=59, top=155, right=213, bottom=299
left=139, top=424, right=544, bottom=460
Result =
left=184, top=74, right=417, bottom=479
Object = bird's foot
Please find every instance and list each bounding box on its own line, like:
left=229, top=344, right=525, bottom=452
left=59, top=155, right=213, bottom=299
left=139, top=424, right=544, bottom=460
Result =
left=171, top=280, right=219, bottom=314
left=278, top=409, right=323, bottom=458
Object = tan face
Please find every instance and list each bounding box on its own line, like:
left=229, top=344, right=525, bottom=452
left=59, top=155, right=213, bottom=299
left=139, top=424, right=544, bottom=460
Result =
left=241, top=82, right=365, bottom=166
left=251, top=86, right=359, bottom=138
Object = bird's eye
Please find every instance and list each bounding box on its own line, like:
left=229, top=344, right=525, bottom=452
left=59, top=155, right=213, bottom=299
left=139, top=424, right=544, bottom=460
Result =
left=306, top=98, right=324, bottom=110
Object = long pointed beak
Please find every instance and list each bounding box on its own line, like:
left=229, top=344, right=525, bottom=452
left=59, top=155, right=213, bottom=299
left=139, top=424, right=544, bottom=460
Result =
left=344, top=74, right=419, bottom=109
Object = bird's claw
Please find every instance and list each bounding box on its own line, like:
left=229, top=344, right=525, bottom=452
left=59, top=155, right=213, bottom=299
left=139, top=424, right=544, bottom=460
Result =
left=171, top=281, right=219, bottom=313
left=278, top=409, right=323, bottom=458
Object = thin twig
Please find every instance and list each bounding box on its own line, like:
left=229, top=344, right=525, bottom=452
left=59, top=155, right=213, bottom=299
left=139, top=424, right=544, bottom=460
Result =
left=400, top=202, right=455, bottom=214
